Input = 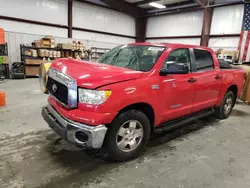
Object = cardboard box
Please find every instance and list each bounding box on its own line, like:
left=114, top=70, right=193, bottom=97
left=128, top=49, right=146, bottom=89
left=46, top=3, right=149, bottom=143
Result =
left=232, top=64, right=250, bottom=101
left=25, top=66, right=39, bottom=76
left=25, top=59, right=43, bottom=65
left=25, top=50, right=32, bottom=56
left=34, top=40, right=41, bottom=47
left=3, top=56, right=8, bottom=64
left=31, top=49, right=37, bottom=57
left=57, top=43, right=73, bottom=50
left=0, top=56, right=8, bottom=64
left=239, top=65, right=250, bottom=102
left=38, top=49, right=45, bottom=57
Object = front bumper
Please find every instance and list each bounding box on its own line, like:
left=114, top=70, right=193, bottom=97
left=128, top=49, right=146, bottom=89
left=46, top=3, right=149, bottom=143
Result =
left=42, top=104, right=107, bottom=149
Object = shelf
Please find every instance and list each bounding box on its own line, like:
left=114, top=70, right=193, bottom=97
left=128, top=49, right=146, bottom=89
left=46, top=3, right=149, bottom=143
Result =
left=92, top=52, right=105, bottom=54
left=22, top=56, right=57, bottom=60
left=21, top=45, right=55, bottom=50
left=91, top=47, right=110, bottom=50
left=21, top=45, right=82, bottom=52
left=25, top=64, right=41, bottom=66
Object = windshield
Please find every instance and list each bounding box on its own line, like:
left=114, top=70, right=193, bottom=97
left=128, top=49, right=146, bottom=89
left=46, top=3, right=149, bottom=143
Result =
left=98, top=45, right=165, bottom=72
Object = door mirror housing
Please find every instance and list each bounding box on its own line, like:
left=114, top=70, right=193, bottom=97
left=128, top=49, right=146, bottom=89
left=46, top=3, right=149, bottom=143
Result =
left=159, top=62, right=189, bottom=76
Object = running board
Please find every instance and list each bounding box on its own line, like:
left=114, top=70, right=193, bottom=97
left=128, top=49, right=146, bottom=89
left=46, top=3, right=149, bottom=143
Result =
left=154, top=109, right=214, bottom=134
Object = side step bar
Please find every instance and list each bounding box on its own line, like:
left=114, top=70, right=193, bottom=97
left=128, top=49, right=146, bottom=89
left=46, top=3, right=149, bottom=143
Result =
left=154, top=108, right=214, bottom=134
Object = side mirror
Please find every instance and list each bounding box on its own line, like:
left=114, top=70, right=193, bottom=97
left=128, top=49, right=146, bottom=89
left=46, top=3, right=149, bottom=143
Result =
left=159, top=62, right=189, bottom=76
left=159, top=68, right=168, bottom=76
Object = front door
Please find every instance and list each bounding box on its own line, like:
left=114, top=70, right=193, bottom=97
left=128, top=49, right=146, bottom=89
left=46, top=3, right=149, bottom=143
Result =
left=191, top=49, right=222, bottom=113
left=159, top=48, right=196, bottom=123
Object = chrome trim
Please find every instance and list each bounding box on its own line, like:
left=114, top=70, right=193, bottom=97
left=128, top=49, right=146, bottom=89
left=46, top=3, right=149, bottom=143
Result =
left=48, top=69, right=77, bottom=108
left=47, top=91, right=70, bottom=109
left=45, top=104, right=107, bottom=149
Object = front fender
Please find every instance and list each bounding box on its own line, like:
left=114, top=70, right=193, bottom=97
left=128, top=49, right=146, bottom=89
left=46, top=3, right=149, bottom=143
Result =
left=97, top=77, right=162, bottom=126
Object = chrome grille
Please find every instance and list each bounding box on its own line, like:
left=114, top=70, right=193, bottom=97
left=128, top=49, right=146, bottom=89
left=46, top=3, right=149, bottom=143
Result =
left=47, top=69, right=77, bottom=108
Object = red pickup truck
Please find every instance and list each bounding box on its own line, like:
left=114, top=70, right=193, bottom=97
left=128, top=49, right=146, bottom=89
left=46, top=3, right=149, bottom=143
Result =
left=42, top=43, right=245, bottom=161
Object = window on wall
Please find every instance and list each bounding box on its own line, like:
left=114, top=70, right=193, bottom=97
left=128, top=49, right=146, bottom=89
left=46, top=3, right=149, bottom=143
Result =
left=162, top=48, right=191, bottom=72
left=193, top=49, right=214, bottom=71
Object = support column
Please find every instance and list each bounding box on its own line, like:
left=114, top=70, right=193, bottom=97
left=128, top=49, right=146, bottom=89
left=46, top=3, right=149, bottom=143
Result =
left=136, top=17, right=147, bottom=42
left=200, top=7, right=213, bottom=46
left=68, top=0, right=73, bottom=38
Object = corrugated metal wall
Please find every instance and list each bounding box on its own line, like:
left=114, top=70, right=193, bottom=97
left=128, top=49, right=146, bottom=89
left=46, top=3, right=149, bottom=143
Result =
left=146, top=11, right=203, bottom=45
left=209, top=4, right=244, bottom=50
left=146, top=5, right=244, bottom=50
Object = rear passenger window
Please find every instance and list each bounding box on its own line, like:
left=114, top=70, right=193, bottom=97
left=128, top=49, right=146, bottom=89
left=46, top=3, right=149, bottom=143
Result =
left=193, top=49, right=214, bottom=71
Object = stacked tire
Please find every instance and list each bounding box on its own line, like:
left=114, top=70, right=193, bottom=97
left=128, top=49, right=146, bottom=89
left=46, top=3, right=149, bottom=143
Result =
left=39, top=62, right=51, bottom=94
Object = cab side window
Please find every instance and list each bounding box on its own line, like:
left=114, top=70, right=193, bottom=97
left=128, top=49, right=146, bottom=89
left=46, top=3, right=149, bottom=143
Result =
left=193, top=49, right=214, bottom=71
left=162, top=48, right=191, bottom=72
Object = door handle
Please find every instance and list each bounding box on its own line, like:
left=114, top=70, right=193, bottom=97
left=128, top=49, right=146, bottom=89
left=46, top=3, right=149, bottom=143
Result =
left=188, top=77, right=197, bottom=83
left=215, top=75, right=221, bottom=79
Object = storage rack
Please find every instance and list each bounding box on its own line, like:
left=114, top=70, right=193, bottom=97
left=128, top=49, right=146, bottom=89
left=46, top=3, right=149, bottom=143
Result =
left=90, top=47, right=110, bottom=62
left=0, top=43, right=9, bottom=79
left=20, top=45, right=89, bottom=77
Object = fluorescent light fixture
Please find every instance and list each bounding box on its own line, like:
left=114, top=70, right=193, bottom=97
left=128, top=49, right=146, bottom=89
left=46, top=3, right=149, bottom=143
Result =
left=149, top=2, right=166, bottom=9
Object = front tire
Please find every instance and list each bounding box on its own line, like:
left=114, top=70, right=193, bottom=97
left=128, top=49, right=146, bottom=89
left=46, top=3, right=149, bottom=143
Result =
left=214, top=91, right=235, bottom=119
left=104, top=110, right=151, bottom=161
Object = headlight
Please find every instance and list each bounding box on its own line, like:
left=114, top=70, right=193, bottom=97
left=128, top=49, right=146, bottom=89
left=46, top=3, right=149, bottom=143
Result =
left=78, top=89, right=112, bottom=105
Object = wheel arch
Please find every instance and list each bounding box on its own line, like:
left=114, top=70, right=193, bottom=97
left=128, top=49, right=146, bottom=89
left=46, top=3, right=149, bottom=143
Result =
left=116, top=102, right=155, bottom=132
left=227, top=84, right=238, bottom=106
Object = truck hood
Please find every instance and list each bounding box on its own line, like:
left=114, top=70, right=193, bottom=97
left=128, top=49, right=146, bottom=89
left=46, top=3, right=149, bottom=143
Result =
left=50, top=58, right=143, bottom=89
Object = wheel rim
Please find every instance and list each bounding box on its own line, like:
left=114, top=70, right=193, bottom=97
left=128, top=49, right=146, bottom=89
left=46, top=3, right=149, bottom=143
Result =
left=224, top=97, right=233, bottom=115
left=116, top=120, right=144, bottom=152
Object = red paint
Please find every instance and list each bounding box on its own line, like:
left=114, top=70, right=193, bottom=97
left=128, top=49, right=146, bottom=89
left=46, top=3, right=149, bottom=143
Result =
left=48, top=43, right=245, bottom=127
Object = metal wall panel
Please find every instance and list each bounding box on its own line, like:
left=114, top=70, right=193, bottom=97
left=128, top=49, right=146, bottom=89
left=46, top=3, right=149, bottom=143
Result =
left=146, top=38, right=201, bottom=45
left=73, top=2, right=136, bottom=36
left=146, top=11, right=203, bottom=37
left=73, top=30, right=134, bottom=48
left=208, top=37, right=240, bottom=51
left=0, top=20, right=67, bottom=37
left=0, top=0, right=68, bottom=25
left=210, top=5, right=244, bottom=35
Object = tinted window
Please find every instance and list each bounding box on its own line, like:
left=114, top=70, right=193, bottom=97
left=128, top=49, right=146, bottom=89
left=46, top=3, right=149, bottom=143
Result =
left=162, top=48, right=191, bottom=72
left=194, top=49, right=214, bottom=71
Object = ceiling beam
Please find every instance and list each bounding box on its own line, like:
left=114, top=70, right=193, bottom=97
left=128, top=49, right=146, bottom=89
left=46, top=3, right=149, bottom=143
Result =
left=134, top=0, right=160, bottom=6
left=144, top=0, right=197, bottom=11
left=99, top=0, right=143, bottom=17
left=75, top=0, right=120, bottom=13
left=193, top=0, right=206, bottom=8
left=144, top=5, right=202, bottom=17
left=208, top=1, right=244, bottom=8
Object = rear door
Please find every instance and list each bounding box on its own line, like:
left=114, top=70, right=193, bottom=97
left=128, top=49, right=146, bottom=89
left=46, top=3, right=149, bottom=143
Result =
left=191, top=49, right=222, bottom=113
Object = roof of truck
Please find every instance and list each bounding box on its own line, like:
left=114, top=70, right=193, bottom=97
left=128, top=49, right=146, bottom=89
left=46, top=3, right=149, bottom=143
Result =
left=128, top=42, right=212, bottom=51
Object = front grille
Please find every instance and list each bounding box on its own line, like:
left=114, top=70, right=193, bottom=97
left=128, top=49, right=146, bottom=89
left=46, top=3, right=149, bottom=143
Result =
left=47, top=77, right=68, bottom=105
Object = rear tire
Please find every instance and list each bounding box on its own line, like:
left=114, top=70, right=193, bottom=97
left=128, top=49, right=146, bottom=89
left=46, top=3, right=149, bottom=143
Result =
left=214, top=91, right=235, bottom=119
left=104, top=110, right=151, bottom=161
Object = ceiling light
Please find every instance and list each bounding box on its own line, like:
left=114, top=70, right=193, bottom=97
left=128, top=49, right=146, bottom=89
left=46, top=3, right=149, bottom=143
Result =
left=149, top=2, right=166, bottom=9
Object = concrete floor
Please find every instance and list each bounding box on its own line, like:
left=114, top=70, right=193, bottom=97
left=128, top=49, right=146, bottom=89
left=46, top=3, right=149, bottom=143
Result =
left=1, top=79, right=250, bottom=188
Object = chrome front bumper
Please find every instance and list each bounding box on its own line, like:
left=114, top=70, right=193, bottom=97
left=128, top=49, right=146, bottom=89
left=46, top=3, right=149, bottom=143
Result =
left=42, top=104, right=107, bottom=149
